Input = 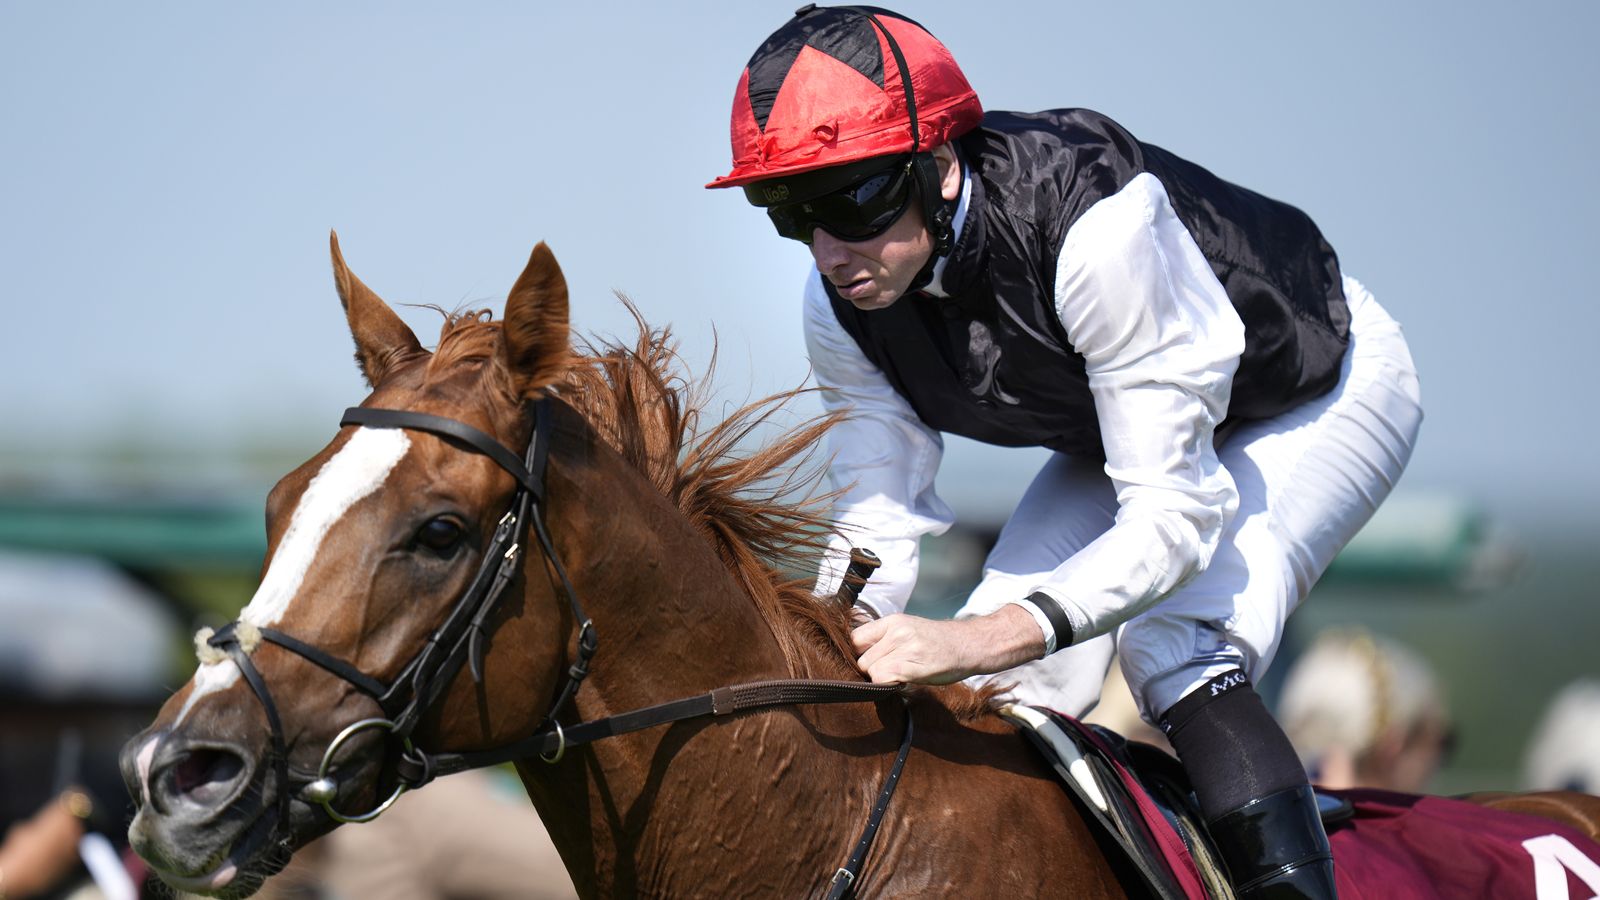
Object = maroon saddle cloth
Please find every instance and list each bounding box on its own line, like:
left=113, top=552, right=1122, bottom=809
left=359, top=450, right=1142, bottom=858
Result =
left=1324, top=789, right=1600, bottom=899
left=1010, top=707, right=1600, bottom=900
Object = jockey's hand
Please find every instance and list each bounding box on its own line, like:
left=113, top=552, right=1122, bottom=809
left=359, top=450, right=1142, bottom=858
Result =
left=848, top=602, right=879, bottom=628
left=850, top=605, right=1047, bottom=685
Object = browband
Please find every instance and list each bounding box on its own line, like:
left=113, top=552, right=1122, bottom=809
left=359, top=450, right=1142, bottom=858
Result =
left=341, top=406, right=542, bottom=499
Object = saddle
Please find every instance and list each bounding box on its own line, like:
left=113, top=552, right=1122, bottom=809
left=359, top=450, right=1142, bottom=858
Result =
left=1000, top=705, right=1353, bottom=900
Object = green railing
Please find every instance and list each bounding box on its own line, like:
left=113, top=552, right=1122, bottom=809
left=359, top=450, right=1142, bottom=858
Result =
left=0, top=495, right=266, bottom=570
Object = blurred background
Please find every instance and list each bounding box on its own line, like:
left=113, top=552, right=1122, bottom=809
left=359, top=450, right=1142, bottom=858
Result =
left=2, top=1, right=1596, bottom=897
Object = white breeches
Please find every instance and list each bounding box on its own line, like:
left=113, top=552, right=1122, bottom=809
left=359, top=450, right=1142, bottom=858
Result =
left=957, top=277, right=1423, bottom=722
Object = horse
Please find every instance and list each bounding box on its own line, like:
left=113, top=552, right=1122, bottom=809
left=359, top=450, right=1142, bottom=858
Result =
left=120, top=235, right=1600, bottom=899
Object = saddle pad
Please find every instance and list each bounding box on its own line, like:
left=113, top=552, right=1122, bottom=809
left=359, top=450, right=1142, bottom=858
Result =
left=1002, top=705, right=1211, bottom=900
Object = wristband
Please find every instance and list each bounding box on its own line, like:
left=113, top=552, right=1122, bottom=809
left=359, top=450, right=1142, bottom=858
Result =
left=1022, top=591, right=1077, bottom=654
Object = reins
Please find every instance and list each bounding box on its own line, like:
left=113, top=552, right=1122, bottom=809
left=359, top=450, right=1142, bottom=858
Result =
left=407, top=678, right=906, bottom=773
left=206, top=395, right=912, bottom=897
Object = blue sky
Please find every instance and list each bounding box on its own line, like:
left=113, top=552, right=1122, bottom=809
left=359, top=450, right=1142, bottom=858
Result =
left=3, top=1, right=1597, bottom=535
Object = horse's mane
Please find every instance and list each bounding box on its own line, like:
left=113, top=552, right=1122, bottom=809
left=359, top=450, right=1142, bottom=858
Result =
left=431, top=304, right=996, bottom=722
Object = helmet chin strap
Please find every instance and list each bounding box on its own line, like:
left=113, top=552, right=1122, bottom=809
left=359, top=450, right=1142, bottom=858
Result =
left=905, top=150, right=962, bottom=295
left=867, top=3, right=949, bottom=296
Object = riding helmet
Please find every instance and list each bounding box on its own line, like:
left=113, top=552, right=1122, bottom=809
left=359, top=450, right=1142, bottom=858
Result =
left=706, top=4, right=983, bottom=189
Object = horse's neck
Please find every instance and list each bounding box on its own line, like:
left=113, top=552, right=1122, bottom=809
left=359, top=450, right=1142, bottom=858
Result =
left=519, top=416, right=879, bottom=895
left=554, top=429, right=799, bottom=705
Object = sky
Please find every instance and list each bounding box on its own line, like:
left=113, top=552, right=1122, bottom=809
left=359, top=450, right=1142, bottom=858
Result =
left=3, top=1, right=1598, bottom=537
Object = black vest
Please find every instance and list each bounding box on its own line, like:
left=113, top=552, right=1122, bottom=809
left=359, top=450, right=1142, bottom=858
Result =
left=827, top=109, right=1350, bottom=459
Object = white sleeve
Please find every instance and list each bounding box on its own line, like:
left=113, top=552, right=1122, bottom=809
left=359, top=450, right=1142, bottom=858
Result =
left=1029, top=172, right=1244, bottom=644
left=803, top=272, right=954, bottom=618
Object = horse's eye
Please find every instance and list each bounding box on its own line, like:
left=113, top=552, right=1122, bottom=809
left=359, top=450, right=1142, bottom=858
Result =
left=414, top=517, right=466, bottom=554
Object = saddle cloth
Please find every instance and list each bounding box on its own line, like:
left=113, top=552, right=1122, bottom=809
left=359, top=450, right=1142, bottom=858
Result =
left=1003, top=705, right=1600, bottom=900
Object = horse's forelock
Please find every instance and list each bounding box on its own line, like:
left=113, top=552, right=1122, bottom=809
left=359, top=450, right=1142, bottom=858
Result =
left=424, top=311, right=521, bottom=411
left=430, top=310, right=506, bottom=374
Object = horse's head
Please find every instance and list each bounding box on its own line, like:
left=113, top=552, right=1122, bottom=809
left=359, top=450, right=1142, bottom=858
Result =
left=119, top=234, right=579, bottom=898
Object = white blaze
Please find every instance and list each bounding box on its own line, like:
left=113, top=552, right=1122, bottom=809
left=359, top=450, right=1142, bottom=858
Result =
left=172, top=427, right=410, bottom=727
left=243, top=427, right=411, bottom=628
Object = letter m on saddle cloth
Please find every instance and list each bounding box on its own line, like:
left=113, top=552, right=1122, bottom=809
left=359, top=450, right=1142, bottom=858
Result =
left=1003, top=707, right=1600, bottom=899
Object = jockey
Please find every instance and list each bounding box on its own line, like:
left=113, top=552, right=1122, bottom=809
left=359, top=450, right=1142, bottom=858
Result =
left=708, top=6, right=1422, bottom=899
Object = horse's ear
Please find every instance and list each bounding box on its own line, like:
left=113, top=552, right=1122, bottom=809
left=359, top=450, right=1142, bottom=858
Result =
left=502, top=241, right=571, bottom=397
left=329, top=230, right=425, bottom=388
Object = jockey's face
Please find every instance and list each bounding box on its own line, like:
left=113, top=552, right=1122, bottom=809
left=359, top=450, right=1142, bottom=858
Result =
left=809, top=198, right=932, bottom=311
left=808, top=145, right=961, bottom=311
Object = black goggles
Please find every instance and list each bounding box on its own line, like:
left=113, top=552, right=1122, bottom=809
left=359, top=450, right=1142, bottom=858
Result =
left=746, top=158, right=917, bottom=245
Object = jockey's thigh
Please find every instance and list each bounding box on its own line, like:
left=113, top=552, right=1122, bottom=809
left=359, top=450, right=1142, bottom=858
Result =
left=1122, top=276, right=1423, bottom=722
left=956, top=452, right=1121, bottom=717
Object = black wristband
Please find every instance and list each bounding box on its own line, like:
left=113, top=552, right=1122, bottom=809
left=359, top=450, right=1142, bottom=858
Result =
left=1025, top=591, right=1076, bottom=651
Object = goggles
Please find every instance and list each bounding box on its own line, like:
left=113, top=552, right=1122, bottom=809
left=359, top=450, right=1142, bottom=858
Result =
left=744, top=156, right=917, bottom=245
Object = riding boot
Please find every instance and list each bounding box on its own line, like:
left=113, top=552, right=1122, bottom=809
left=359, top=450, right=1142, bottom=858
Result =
left=1207, top=784, right=1337, bottom=899
left=1159, top=669, right=1339, bottom=899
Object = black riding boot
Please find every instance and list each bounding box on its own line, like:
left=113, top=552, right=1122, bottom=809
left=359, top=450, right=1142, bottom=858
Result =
left=1161, top=670, right=1338, bottom=900
left=1207, top=785, right=1336, bottom=899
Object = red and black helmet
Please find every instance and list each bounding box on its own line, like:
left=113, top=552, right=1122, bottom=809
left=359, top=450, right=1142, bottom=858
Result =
left=707, top=4, right=983, bottom=190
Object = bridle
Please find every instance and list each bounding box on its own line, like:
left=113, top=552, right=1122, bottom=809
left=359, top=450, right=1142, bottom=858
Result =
left=203, top=395, right=910, bottom=898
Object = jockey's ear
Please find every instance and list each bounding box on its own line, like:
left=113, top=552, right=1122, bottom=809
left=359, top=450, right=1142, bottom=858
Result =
left=329, top=230, right=425, bottom=388
left=502, top=241, right=571, bottom=397
left=933, top=143, right=962, bottom=202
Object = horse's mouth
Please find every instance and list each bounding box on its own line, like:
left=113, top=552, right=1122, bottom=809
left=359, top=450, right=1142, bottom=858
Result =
left=139, top=804, right=286, bottom=899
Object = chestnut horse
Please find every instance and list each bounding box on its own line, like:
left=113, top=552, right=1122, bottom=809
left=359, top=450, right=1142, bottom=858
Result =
left=121, top=236, right=1600, bottom=899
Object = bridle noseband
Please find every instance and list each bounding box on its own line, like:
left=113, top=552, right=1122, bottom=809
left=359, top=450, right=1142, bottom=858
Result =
left=204, top=396, right=909, bottom=897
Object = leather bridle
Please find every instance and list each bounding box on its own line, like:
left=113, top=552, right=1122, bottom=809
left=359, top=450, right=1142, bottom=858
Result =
left=203, top=396, right=910, bottom=898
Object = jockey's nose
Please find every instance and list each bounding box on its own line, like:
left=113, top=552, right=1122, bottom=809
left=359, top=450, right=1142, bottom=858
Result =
left=809, top=229, right=852, bottom=273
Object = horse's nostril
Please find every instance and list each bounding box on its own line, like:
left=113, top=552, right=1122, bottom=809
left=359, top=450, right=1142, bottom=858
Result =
left=166, top=748, right=246, bottom=806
